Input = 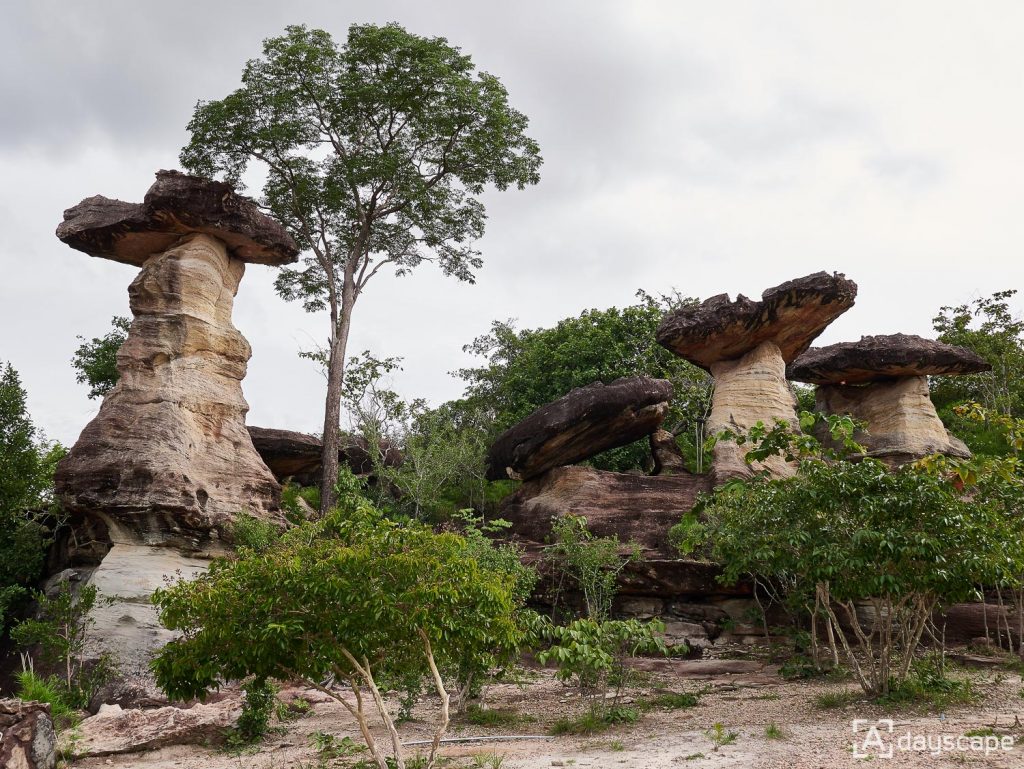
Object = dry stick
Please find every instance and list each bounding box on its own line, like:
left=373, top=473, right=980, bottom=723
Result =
left=418, top=630, right=451, bottom=769
left=982, top=585, right=991, bottom=646
left=820, top=583, right=840, bottom=668
left=358, top=653, right=407, bottom=769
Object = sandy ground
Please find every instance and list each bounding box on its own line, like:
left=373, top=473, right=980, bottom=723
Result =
left=70, top=651, right=1024, bottom=769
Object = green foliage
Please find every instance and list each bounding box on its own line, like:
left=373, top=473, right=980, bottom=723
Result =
left=705, top=722, right=738, bottom=751
left=648, top=691, right=700, bottom=709
left=231, top=514, right=280, bottom=553
left=813, top=689, right=861, bottom=709
left=875, top=657, right=979, bottom=710
left=310, top=730, right=364, bottom=760
left=464, top=704, right=534, bottom=727
left=152, top=495, right=523, bottom=768
left=548, top=704, right=641, bottom=736
left=543, top=515, right=640, bottom=620
left=71, top=316, right=129, bottom=400
left=457, top=292, right=711, bottom=473
left=12, top=581, right=114, bottom=709
left=535, top=617, right=667, bottom=709
left=764, top=723, right=784, bottom=740
left=235, top=678, right=277, bottom=743
left=681, top=416, right=1024, bottom=696
left=15, top=668, right=78, bottom=727
left=932, top=290, right=1024, bottom=422
left=281, top=482, right=321, bottom=525
left=182, top=22, right=541, bottom=514
left=0, top=362, right=67, bottom=631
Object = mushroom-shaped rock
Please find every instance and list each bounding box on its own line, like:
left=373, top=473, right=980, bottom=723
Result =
left=247, top=426, right=403, bottom=486
left=55, top=171, right=299, bottom=546
left=655, top=271, right=858, bottom=370
left=788, top=334, right=990, bottom=464
left=56, top=170, right=298, bottom=267
left=485, top=377, right=673, bottom=481
left=656, top=273, right=858, bottom=483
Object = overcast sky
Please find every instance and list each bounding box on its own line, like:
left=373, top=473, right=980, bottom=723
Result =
left=3, top=0, right=1023, bottom=446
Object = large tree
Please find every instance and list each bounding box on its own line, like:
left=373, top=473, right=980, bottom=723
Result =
left=181, top=23, right=542, bottom=511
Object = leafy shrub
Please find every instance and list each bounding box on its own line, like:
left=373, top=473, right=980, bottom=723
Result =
left=235, top=678, right=277, bottom=743
left=15, top=668, right=78, bottom=727
left=152, top=496, right=523, bottom=769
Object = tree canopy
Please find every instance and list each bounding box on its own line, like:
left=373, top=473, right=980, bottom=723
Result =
left=180, top=22, right=542, bottom=511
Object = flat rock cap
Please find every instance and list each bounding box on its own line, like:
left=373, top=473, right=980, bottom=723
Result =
left=485, top=376, right=673, bottom=482
left=56, top=170, right=299, bottom=266
left=656, top=271, right=858, bottom=369
left=787, top=333, right=992, bottom=385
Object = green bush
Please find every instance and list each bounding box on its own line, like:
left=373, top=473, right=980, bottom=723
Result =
left=152, top=495, right=524, bottom=769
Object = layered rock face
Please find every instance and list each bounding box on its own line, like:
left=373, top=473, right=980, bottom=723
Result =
left=657, top=272, right=858, bottom=482
left=55, top=171, right=298, bottom=545
left=485, top=377, right=673, bottom=481
left=789, top=334, right=990, bottom=465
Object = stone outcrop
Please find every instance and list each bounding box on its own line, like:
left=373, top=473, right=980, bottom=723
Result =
left=0, top=700, right=56, bottom=769
left=789, top=334, right=989, bottom=464
left=73, top=697, right=242, bottom=757
left=649, top=429, right=688, bottom=475
left=55, top=171, right=298, bottom=545
left=248, top=426, right=403, bottom=486
left=656, top=272, right=857, bottom=482
left=485, top=377, right=673, bottom=481
left=501, top=465, right=711, bottom=555
left=51, top=171, right=297, bottom=710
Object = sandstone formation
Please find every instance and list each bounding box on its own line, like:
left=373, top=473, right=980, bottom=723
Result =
left=55, top=171, right=298, bottom=544
left=51, top=171, right=297, bottom=709
left=656, top=272, right=858, bottom=482
left=649, top=429, right=688, bottom=475
left=485, top=377, right=673, bottom=481
left=0, top=700, right=56, bottom=769
left=248, top=426, right=403, bottom=486
left=788, top=334, right=989, bottom=464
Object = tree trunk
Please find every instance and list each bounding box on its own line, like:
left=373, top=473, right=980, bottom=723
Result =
left=319, top=281, right=356, bottom=514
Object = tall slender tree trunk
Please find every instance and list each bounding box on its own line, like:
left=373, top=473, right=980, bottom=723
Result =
left=319, top=274, right=356, bottom=514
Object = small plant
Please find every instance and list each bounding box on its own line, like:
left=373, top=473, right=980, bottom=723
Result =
left=649, top=691, right=700, bottom=709
left=235, top=677, right=277, bottom=743
left=764, top=723, right=784, bottom=740
left=15, top=668, right=77, bottom=728
left=231, top=514, right=280, bottom=552
left=275, top=695, right=312, bottom=722
left=706, top=722, right=738, bottom=751
left=12, top=581, right=115, bottom=709
left=310, top=731, right=364, bottom=760
left=464, top=704, right=534, bottom=727
left=813, top=689, right=861, bottom=709
left=608, top=740, right=625, bottom=751
left=469, top=752, right=505, bottom=769
left=875, top=658, right=979, bottom=710
left=964, top=727, right=996, bottom=738
left=683, top=753, right=705, bottom=761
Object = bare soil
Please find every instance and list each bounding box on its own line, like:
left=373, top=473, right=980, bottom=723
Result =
left=70, top=647, right=1024, bottom=769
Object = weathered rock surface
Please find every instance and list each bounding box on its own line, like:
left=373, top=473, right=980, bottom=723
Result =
left=649, top=429, right=688, bottom=475
left=74, top=697, right=241, bottom=757
left=788, top=333, right=991, bottom=385
left=814, top=376, right=970, bottom=464
left=486, top=377, right=673, bottom=481
left=706, top=341, right=799, bottom=482
left=248, top=426, right=403, bottom=486
left=55, top=171, right=298, bottom=545
left=501, top=465, right=711, bottom=555
left=0, top=700, right=56, bottom=769
left=655, top=272, right=858, bottom=370
left=56, top=170, right=298, bottom=267
left=82, top=545, right=212, bottom=708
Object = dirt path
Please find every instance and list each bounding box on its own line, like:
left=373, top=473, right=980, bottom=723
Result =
left=70, top=656, right=1024, bottom=769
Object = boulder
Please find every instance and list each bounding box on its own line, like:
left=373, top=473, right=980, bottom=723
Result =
left=485, top=377, right=673, bottom=481
left=649, top=429, right=688, bottom=475
left=789, top=335, right=988, bottom=464
left=655, top=272, right=858, bottom=370
left=787, top=333, right=991, bottom=385
left=74, top=698, right=241, bottom=757
left=656, top=273, right=857, bottom=483
left=0, top=700, right=56, bottom=769
left=55, top=171, right=298, bottom=545
left=247, top=426, right=403, bottom=486
left=500, top=465, right=711, bottom=556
